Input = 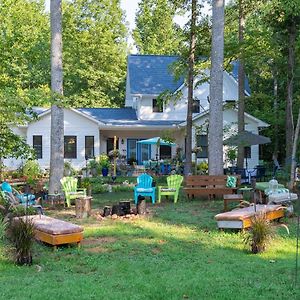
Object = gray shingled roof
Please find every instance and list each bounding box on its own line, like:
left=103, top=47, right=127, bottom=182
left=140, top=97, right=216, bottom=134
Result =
left=128, top=54, right=184, bottom=95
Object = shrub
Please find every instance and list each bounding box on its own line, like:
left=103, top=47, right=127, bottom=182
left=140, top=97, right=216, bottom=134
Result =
left=64, top=161, right=76, bottom=176
left=0, top=217, right=7, bottom=241
left=7, top=217, right=35, bottom=265
left=11, top=206, right=37, bottom=218
left=92, top=183, right=109, bottom=194
left=23, top=160, right=41, bottom=181
left=112, top=185, right=133, bottom=192
left=243, top=213, right=274, bottom=254
left=97, top=154, right=111, bottom=169
left=197, top=161, right=208, bottom=174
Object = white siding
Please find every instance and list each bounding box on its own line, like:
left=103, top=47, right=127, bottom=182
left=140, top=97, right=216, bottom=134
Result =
left=26, top=109, right=100, bottom=169
left=193, top=109, right=261, bottom=169
left=137, top=71, right=240, bottom=121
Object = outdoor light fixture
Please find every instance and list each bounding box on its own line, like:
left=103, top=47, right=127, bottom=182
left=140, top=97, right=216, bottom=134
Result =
left=121, top=138, right=124, bottom=145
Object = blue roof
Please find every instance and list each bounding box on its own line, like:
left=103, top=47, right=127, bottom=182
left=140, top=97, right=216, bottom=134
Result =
left=78, top=107, right=138, bottom=122
left=231, top=61, right=251, bottom=95
left=128, top=55, right=184, bottom=95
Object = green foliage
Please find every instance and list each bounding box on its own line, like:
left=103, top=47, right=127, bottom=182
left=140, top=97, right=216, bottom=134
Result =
left=97, top=154, right=111, bottom=169
left=111, top=185, right=133, bottom=192
left=22, top=160, right=41, bottom=181
left=63, top=161, right=76, bottom=176
left=197, top=161, right=208, bottom=174
left=11, top=206, right=37, bottom=218
left=7, top=217, right=35, bottom=265
left=62, top=0, right=128, bottom=107
left=0, top=217, right=7, bottom=241
left=243, top=213, right=274, bottom=254
left=92, top=183, right=109, bottom=194
left=133, top=0, right=183, bottom=54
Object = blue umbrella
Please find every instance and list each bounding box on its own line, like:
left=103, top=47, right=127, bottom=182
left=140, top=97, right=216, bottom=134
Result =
left=137, top=137, right=176, bottom=160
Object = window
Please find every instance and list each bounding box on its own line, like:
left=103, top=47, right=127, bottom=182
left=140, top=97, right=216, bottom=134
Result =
left=107, top=137, right=119, bottom=155
left=192, top=100, right=200, bottom=113
left=64, top=136, right=77, bottom=159
left=33, top=135, right=42, bottom=159
left=196, top=135, right=208, bottom=158
left=160, top=145, right=171, bottom=159
left=244, top=146, right=251, bottom=159
left=152, top=99, right=163, bottom=113
left=85, top=136, right=94, bottom=159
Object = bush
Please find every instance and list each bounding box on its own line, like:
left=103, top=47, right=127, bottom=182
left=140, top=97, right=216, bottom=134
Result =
left=0, top=217, right=7, bottom=241
left=112, top=185, right=133, bottom=192
left=11, top=206, right=37, bottom=218
left=64, top=161, right=76, bottom=176
left=7, top=217, right=35, bottom=265
left=22, top=160, right=41, bottom=181
left=92, top=183, right=109, bottom=194
left=243, top=213, right=274, bottom=254
left=197, top=161, right=208, bottom=174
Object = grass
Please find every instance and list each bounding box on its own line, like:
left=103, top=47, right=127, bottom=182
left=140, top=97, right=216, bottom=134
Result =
left=0, top=191, right=300, bottom=299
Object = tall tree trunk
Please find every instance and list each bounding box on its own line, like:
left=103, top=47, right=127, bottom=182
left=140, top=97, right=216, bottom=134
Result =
left=272, top=67, right=279, bottom=158
left=184, top=0, right=197, bottom=176
left=289, top=108, right=300, bottom=190
left=285, top=19, right=296, bottom=166
left=208, top=0, right=225, bottom=175
left=237, top=0, right=245, bottom=169
left=49, top=0, right=64, bottom=194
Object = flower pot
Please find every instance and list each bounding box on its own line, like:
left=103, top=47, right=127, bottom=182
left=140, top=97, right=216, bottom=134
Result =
left=102, top=167, right=109, bottom=177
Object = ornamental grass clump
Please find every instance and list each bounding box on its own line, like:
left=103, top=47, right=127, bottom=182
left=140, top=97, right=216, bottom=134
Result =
left=243, top=212, right=274, bottom=254
left=7, top=217, right=35, bottom=265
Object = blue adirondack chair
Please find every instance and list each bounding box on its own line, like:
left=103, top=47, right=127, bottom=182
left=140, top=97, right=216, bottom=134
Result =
left=134, top=173, right=156, bottom=204
left=1, top=181, right=36, bottom=205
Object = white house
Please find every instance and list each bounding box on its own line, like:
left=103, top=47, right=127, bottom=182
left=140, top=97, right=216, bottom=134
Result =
left=4, top=55, right=268, bottom=170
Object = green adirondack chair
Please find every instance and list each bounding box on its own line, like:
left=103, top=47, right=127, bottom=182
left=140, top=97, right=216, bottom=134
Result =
left=60, top=177, right=86, bottom=207
left=158, top=175, right=183, bottom=203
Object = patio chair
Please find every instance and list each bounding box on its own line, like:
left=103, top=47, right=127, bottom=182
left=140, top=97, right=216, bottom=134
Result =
left=134, top=173, right=156, bottom=204
left=0, top=182, right=43, bottom=214
left=60, top=177, right=86, bottom=207
left=1, top=181, right=36, bottom=205
left=158, top=174, right=183, bottom=203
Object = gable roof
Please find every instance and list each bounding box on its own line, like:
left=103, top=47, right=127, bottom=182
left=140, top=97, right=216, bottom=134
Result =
left=230, top=61, right=251, bottom=95
left=128, top=54, right=184, bottom=95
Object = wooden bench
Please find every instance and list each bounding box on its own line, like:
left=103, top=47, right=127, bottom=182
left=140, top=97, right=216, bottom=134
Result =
left=215, top=204, right=285, bottom=229
left=184, top=175, right=241, bottom=199
left=23, top=215, right=83, bottom=249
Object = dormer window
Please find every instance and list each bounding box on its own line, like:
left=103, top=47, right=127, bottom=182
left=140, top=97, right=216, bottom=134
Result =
left=152, top=99, right=163, bottom=113
left=192, top=100, right=200, bottom=113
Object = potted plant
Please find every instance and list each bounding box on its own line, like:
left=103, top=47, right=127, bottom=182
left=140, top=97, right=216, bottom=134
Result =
left=98, top=154, right=111, bottom=177
left=87, top=159, right=99, bottom=177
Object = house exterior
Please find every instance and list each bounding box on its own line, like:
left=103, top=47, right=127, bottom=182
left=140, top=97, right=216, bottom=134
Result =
left=5, top=54, right=268, bottom=170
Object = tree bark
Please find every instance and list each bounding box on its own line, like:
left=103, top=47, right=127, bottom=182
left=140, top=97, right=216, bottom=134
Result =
left=208, top=0, right=225, bottom=175
left=272, top=67, right=279, bottom=158
left=285, top=19, right=296, bottom=166
left=289, top=107, right=300, bottom=190
left=237, top=0, right=245, bottom=169
left=184, top=0, right=197, bottom=176
left=49, top=0, right=64, bottom=194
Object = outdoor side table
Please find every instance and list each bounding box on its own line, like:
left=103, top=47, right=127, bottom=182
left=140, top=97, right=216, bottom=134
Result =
left=47, top=193, right=63, bottom=207
left=223, top=194, right=244, bottom=212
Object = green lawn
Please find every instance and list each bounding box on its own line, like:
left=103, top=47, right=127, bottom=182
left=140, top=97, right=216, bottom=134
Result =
left=1, top=191, right=299, bottom=299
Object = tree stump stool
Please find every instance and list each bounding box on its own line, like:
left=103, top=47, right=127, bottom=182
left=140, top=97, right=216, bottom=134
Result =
left=137, top=196, right=146, bottom=215
left=75, top=196, right=92, bottom=218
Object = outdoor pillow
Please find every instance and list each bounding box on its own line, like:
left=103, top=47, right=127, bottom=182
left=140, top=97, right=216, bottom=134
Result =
left=226, top=176, right=237, bottom=188
left=136, top=188, right=154, bottom=193
left=160, top=188, right=177, bottom=192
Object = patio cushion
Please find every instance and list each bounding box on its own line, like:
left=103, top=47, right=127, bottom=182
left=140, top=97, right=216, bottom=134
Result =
left=25, top=215, right=83, bottom=235
left=136, top=188, right=153, bottom=193
left=226, top=176, right=237, bottom=188
left=160, top=188, right=177, bottom=192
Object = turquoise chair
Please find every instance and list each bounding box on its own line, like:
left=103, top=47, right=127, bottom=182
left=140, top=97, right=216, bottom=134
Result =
left=134, top=173, right=156, bottom=204
left=1, top=181, right=36, bottom=205
left=158, top=175, right=183, bottom=203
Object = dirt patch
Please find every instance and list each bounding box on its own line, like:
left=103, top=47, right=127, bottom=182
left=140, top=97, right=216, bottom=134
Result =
left=85, top=246, right=108, bottom=253
left=151, top=247, right=162, bottom=254
left=82, top=237, right=117, bottom=246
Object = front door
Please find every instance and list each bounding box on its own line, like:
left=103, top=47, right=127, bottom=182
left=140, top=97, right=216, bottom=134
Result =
left=127, top=139, right=151, bottom=165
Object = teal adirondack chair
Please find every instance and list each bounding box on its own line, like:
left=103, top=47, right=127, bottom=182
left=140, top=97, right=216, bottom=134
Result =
left=60, top=177, right=86, bottom=207
left=158, top=175, right=183, bottom=203
left=134, top=173, right=156, bottom=204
